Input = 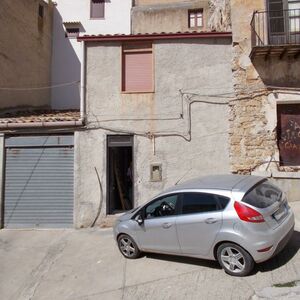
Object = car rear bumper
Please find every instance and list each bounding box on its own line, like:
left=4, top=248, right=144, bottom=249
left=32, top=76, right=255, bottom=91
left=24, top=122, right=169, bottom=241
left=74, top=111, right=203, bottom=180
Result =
left=272, top=224, right=294, bottom=258
left=251, top=211, right=295, bottom=263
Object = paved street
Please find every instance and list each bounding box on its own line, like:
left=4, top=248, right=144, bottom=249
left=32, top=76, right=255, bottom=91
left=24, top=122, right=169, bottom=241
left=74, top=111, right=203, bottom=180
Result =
left=1, top=203, right=300, bottom=300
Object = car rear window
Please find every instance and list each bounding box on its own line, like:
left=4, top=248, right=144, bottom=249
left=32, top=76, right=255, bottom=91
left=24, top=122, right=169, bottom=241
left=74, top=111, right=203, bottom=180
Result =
left=242, top=180, right=282, bottom=209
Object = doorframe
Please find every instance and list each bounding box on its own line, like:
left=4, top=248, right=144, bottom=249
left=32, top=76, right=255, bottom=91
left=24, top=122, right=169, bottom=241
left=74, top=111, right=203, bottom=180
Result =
left=106, top=135, right=134, bottom=215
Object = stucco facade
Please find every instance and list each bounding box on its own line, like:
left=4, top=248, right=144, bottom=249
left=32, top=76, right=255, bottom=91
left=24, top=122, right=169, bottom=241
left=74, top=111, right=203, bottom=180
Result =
left=132, top=1, right=210, bottom=33
left=229, top=0, right=300, bottom=201
left=75, top=35, right=233, bottom=227
left=0, top=0, right=53, bottom=110
left=51, top=0, right=132, bottom=109
left=132, top=0, right=231, bottom=34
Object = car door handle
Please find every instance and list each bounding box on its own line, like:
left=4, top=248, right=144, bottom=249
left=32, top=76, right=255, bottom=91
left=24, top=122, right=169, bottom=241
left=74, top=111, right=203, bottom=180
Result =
left=162, top=222, right=172, bottom=229
left=205, top=218, right=218, bottom=224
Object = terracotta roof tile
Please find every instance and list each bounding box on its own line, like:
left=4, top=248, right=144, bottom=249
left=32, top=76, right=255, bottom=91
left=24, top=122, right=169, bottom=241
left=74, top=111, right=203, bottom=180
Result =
left=77, top=31, right=232, bottom=42
left=0, top=110, right=80, bottom=124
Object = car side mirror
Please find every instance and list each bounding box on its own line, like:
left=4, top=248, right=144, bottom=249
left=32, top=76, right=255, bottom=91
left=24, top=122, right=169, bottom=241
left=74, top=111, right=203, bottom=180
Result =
left=135, top=214, right=144, bottom=225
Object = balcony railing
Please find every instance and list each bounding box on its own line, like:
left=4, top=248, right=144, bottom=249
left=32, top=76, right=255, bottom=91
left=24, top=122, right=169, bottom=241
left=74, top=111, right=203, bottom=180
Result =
left=251, top=9, right=300, bottom=47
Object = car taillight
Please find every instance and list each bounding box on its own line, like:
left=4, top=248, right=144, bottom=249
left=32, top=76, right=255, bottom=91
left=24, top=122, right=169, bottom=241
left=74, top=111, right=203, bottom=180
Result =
left=234, top=201, right=265, bottom=223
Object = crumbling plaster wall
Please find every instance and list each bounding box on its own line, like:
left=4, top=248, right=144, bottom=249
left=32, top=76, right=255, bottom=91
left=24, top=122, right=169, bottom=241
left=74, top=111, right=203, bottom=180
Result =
left=0, top=0, right=53, bottom=110
left=230, top=0, right=300, bottom=201
left=230, top=0, right=269, bottom=173
left=74, top=37, right=233, bottom=227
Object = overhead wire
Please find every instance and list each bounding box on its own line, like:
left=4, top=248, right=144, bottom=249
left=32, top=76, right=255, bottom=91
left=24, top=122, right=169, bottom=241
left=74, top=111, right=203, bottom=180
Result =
left=0, top=81, right=80, bottom=91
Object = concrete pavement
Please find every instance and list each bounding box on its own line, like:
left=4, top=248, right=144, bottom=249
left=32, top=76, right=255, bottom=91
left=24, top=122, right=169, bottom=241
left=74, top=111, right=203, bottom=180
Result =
left=0, top=202, right=300, bottom=300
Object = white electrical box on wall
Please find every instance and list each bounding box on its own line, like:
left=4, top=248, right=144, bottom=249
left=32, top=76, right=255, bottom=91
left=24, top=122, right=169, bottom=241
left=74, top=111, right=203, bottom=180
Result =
left=150, top=164, right=162, bottom=182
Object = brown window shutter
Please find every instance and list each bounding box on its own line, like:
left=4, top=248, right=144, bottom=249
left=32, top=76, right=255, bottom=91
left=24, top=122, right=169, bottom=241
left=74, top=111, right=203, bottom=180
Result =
left=122, top=45, right=153, bottom=92
left=91, top=0, right=104, bottom=19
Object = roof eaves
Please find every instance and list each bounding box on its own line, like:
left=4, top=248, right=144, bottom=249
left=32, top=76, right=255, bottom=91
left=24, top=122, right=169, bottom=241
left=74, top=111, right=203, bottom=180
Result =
left=77, top=31, right=232, bottom=42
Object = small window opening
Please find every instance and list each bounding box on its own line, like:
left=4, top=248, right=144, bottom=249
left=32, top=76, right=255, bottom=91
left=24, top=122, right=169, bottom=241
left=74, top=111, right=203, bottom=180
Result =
left=91, top=0, right=105, bottom=19
left=189, top=9, right=203, bottom=28
left=65, top=27, right=80, bottom=38
left=38, top=4, right=44, bottom=18
left=150, top=164, right=162, bottom=182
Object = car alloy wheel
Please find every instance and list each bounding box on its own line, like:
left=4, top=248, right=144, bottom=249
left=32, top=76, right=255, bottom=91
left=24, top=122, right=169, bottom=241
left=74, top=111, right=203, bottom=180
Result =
left=217, top=243, right=254, bottom=276
left=117, top=234, right=141, bottom=259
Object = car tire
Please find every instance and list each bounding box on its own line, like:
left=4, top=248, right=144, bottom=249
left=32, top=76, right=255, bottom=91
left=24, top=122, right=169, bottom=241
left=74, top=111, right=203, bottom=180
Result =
left=217, top=242, right=254, bottom=277
left=117, top=234, right=141, bottom=259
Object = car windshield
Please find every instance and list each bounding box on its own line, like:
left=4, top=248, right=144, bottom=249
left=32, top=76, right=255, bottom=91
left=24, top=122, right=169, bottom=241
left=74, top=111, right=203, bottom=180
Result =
left=242, top=180, right=282, bottom=209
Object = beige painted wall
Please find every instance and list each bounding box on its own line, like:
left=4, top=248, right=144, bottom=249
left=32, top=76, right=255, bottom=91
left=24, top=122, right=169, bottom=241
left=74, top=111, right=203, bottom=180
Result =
left=0, top=0, right=53, bottom=110
left=75, top=37, right=233, bottom=227
left=135, top=0, right=197, bottom=5
left=132, top=1, right=210, bottom=34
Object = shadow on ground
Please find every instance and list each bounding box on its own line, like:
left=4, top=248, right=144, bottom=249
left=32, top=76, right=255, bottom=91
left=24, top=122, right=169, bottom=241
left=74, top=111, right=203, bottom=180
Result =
left=144, top=252, right=221, bottom=269
left=141, top=231, right=300, bottom=275
left=254, top=230, right=300, bottom=274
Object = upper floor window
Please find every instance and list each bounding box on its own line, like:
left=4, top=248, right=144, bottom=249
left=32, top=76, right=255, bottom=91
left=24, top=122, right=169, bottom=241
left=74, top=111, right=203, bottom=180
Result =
left=122, top=42, right=154, bottom=93
left=38, top=4, right=44, bottom=19
left=90, top=0, right=105, bottom=19
left=268, top=0, right=300, bottom=34
left=188, top=9, right=203, bottom=28
left=288, top=0, right=300, bottom=32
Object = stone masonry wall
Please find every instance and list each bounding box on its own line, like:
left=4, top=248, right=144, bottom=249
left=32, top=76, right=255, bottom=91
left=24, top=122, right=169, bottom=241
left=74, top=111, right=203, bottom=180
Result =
left=229, top=0, right=271, bottom=174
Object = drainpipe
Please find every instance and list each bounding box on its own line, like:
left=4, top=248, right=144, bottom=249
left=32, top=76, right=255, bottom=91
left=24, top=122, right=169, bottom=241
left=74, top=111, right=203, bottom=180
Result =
left=0, top=134, right=4, bottom=228
left=80, top=40, right=86, bottom=122
left=0, top=120, right=83, bottom=129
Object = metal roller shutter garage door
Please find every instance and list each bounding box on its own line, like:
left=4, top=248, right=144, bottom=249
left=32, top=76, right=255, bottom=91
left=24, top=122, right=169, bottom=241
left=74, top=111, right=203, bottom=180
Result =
left=4, top=135, right=74, bottom=228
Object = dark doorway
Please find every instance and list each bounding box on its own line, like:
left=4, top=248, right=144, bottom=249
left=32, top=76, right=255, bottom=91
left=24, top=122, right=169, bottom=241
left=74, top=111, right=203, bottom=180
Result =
left=107, top=136, right=133, bottom=214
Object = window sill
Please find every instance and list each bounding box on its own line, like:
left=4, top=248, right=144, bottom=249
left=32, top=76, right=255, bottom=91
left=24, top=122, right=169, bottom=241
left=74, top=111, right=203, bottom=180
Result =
left=251, top=170, right=300, bottom=179
left=272, top=171, right=300, bottom=179
left=188, top=26, right=203, bottom=29
left=121, top=91, right=154, bottom=94
left=90, top=17, right=105, bottom=20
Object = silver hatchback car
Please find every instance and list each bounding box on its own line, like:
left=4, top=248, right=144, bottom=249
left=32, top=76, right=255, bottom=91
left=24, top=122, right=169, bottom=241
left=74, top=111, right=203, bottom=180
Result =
left=113, top=175, right=295, bottom=276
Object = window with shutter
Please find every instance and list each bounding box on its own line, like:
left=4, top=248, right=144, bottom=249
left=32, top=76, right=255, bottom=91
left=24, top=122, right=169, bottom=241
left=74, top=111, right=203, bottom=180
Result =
left=188, top=9, right=203, bottom=28
left=122, top=42, right=154, bottom=93
left=268, top=0, right=285, bottom=34
left=90, top=0, right=105, bottom=19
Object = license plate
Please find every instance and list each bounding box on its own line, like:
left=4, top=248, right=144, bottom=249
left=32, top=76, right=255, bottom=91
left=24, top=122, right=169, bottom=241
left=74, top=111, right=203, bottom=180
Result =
left=273, top=204, right=288, bottom=221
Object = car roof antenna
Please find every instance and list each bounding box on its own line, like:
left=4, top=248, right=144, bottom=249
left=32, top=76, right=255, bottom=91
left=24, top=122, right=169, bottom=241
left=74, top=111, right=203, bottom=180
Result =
left=175, top=168, right=193, bottom=185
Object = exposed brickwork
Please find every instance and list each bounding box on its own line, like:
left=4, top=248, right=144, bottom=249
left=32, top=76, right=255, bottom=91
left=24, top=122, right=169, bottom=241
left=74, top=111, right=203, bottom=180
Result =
left=229, top=93, right=277, bottom=174
left=229, top=0, right=279, bottom=174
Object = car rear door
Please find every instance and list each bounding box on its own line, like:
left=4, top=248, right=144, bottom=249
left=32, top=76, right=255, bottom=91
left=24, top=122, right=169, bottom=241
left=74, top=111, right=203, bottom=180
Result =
left=176, top=192, right=225, bottom=256
left=135, top=193, right=181, bottom=254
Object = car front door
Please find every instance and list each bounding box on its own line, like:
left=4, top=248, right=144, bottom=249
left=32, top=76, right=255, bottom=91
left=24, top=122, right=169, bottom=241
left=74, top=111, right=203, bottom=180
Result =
left=135, top=194, right=181, bottom=254
left=176, top=192, right=225, bottom=256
